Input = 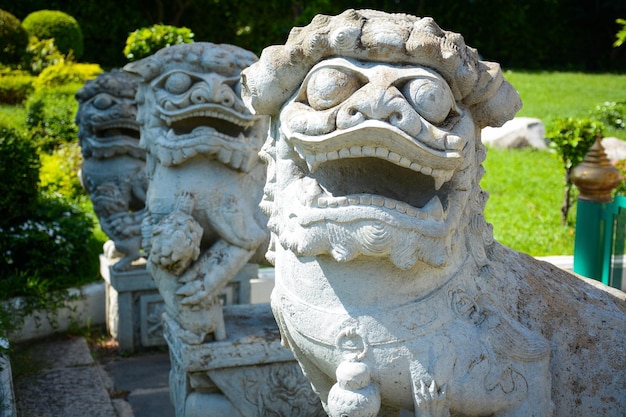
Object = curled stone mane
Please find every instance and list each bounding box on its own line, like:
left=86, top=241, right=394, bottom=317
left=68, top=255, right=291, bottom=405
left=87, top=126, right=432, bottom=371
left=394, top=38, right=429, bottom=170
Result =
left=125, top=42, right=259, bottom=82
left=75, top=69, right=137, bottom=103
left=242, top=9, right=521, bottom=128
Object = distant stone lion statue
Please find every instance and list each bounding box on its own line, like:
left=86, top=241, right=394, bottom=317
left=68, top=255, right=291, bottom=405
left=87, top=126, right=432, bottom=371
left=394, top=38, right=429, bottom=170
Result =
left=125, top=43, right=269, bottom=343
left=76, top=70, right=147, bottom=271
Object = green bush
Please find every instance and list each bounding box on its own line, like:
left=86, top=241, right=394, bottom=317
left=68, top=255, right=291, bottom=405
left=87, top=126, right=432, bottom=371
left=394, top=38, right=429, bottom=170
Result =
left=0, top=9, right=28, bottom=66
left=0, top=195, right=96, bottom=295
left=546, top=117, right=605, bottom=223
left=0, top=69, right=35, bottom=104
left=33, top=61, right=102, bottom=89
left=593, top=101, right=626, bottom=131
left=39, top=141, right=85, bottom=200
left=26, top=84, right=81, bottom=152
left=22, top=10, right=84, bottom=60
left=25, top=37, right=65, bottom=75
left=0, top=126, right=40, bottom=227
left=123, top=24, right=194, bottom=62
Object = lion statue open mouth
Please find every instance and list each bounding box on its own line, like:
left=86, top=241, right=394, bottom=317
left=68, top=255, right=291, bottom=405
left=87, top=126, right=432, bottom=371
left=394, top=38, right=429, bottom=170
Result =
left=242, top=9, right=626, bottom=417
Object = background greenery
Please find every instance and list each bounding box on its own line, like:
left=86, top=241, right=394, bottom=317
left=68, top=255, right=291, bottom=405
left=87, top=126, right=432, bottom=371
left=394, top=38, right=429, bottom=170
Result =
left=2, top=0, right=625, bottom=71
left=481, top=71, right=626, bottom=255
left=0, top=3, right=625, bottom=317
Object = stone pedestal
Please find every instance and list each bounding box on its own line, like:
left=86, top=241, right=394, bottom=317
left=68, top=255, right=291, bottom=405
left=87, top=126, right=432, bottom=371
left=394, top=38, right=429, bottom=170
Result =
left=164, top=304, right=325, bottom=417
left=100, top=256, right=257, bottom=351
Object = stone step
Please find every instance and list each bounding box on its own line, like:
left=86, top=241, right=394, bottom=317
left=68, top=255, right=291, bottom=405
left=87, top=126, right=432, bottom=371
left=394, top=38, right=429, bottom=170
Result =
left=12, top=336, right=127, bottom=417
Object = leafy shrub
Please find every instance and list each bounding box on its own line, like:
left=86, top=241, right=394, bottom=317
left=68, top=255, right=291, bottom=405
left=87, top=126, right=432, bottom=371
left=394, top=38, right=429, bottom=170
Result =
left=0, top=69, right=35, bottom=104
left=0, top=9, right=28, bottom=66
left=26, top=84, right=81, bottom=152
left=39, top=141, right=85, bottom=200
left=25, top=37, right=65, bottom=75
left=593, top=101, right=626, bottom=130
left=615, top=18, right=626, bottom=48
left=21, top=10, right=84, bottom=59
left=33, top=61, right=102, bottom=89
left=546, top=117, right=605, bottom=223
left=614, top=159, right=626, bottom=196
left=123, top=24, right=194, bottom=62
left=0, top=126, right=40, bottom=227
left=0, top=195, right=96, bottom=295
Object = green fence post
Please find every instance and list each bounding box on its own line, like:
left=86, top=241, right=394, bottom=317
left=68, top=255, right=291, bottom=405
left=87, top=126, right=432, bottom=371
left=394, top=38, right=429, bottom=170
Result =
left=571, top=136, right=622, bottom=284
left=573, top=200, right=609, bottom=282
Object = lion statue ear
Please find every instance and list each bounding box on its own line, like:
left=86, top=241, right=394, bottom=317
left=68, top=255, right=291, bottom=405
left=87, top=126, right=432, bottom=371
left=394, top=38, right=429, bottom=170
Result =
left=123, top=56, right=162, bottom=83
left=466, top=61, right=522, bottom=129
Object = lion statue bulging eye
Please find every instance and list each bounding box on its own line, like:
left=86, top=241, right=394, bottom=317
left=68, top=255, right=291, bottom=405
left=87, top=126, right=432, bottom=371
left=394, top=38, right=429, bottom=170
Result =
left=164, top=72, right=193, bottom=95
left=401, top=78, right=454, bottom=125
left=305, top=67, right=361, bottom=110
left=93, top=93, right=114, bottom=110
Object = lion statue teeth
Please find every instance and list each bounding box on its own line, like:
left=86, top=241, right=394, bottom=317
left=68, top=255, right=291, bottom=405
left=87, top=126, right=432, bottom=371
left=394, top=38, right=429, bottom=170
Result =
left=242, top=9, right=626, bottom=417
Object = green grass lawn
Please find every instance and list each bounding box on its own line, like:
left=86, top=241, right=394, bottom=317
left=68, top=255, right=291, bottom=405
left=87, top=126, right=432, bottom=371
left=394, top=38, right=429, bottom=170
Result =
left=481, top=147, right=575, bottom=256
left=504, top=71, right=626, bottom=139
left=480, top=71, right=626, bottom=256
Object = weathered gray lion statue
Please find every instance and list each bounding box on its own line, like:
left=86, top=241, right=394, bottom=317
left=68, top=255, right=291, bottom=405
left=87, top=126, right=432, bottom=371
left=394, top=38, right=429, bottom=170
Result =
left=124, top=43, right=269, bottom=344
left=241, top=9, right=626, bottom=417
left=76, top=70, right=147, bottom=271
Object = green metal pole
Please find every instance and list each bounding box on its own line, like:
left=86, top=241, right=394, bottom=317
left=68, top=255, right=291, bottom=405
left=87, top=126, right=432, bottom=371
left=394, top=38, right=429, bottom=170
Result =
left=573, top=200, right=609, bottom=284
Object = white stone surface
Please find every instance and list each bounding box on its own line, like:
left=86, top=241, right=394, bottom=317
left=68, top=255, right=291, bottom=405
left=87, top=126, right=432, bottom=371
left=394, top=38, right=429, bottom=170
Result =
left=243, top=9, right=626, bottom=417
left=9, top=282, right=106, bottom=343
left=602, top=136, right=626, bottom=163
left=481, top=117, right=547, bottom=149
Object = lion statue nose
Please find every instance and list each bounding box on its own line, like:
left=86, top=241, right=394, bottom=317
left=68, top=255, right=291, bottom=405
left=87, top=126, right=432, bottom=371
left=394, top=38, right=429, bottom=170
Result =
left=336, top=86, right=422, bottom=137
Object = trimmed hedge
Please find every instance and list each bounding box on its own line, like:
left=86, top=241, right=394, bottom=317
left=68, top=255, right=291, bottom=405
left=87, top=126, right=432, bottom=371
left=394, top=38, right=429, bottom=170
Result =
left=26, top=83, right=81, bottom=152
left=33, top=61, right=102, bottom=89
left=0, top=126, right=40, bottom=227
left=22, top=9, right=83, bottom=59
left=0, top=70, right=35, bottom=104
left=0, top=9, right=29, bottom=66
left=123, top=24, right=194, bottom=62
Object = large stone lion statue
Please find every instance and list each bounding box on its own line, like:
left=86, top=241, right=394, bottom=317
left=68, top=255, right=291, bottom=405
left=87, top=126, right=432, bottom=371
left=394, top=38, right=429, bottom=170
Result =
left=241, top=9, right=626, bottom=417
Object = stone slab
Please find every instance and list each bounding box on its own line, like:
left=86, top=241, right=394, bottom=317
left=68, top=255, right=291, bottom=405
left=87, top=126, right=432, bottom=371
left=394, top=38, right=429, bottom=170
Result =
left=16, top=363, right=117, bottom=417
left=165, top=303, right=292, bottom=373
left=14, top=338, right=117, bottom=417
left=28, top=336, right=95, bottom=369
left=104, top=352, right=174, bottom=417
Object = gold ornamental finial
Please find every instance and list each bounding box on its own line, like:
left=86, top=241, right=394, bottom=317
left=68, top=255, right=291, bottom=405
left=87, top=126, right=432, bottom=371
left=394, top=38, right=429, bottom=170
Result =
left=571, top=134, right=622, bottom=202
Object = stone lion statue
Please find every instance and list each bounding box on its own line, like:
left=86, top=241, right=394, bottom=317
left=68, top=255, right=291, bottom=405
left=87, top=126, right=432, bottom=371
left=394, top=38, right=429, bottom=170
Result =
left=124, top=43, right=269, bottom=343
left=76, top=70, right=147, bottom=271
left=241, top=9, right=626, bottom=417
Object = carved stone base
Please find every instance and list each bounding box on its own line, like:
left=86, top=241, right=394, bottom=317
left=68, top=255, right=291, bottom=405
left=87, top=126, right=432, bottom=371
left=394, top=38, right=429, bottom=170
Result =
left=164, top=304, right=325, bottom=417
left=100, top=255, right=257, bottom=351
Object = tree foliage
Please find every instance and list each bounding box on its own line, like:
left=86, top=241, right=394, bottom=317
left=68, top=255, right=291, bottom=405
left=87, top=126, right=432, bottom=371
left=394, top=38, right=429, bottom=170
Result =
left=546, top=117, right=605, bottom=223
left=0, top=9, right=29, bottom=66
left=2, top=0, right=625, bottom=70
left=21, top=9, right=84, bottom=59
left=123, top=24, right=194, bottom=62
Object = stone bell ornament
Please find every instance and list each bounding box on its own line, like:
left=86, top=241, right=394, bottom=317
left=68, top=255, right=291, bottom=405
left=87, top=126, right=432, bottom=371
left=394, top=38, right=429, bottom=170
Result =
left=242, top=9, right=626, bottom=417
